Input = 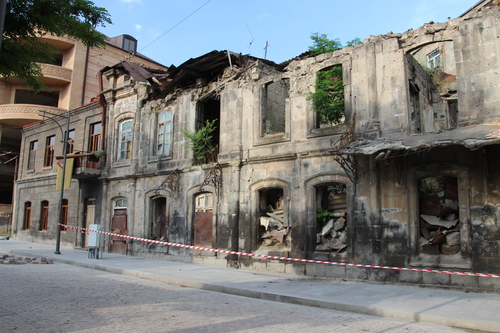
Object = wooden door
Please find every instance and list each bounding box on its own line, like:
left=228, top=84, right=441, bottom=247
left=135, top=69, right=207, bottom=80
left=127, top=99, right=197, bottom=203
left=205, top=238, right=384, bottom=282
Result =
left=110, top=208, right=128, bottom=254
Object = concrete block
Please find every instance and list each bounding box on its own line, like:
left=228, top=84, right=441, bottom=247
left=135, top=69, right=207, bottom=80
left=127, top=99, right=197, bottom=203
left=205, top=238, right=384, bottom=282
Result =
left=286, top=263, right=305, bottom=275
left=399, top=270, right=423, bottom=284
left=324, top=264, right=346, bottom=279
left=346, top=266, right=368, bottom=280
left=450, top=274, right=479, bottom=290
left=478, top=276, right=500, bottom=292
left=305, top=262, right=326, bottom=277
left=266, top=261, right=285, bottom=274
left=252, top=260, right=267, bottom=272
left=421, top=271, right=451, bottom=285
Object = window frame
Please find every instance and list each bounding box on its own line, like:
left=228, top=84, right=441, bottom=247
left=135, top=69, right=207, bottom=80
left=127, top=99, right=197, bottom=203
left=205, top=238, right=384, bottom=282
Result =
left=27, top=140, right=38, bottom=170
left=40, top=200, right=49, bottom=231
left=23, top=202, right=31, bottom=230
left=66, top=129, right=75, bottom=154
left=44, top=135, right=56, bottom=167
left=117, top=119, right=133, bottom=161
left=89, top=122, right=101, bottom=152
left=156, top=110, right=173, bottom=157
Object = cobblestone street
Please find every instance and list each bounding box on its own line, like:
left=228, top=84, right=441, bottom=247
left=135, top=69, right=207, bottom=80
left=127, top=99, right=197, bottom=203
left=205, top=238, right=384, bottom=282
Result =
left=0, top=260, right=467, bottom=332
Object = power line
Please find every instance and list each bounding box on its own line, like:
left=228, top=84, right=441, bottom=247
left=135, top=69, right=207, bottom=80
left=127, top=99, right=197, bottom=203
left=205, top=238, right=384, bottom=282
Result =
left=139, top=0, right=213, bottom=53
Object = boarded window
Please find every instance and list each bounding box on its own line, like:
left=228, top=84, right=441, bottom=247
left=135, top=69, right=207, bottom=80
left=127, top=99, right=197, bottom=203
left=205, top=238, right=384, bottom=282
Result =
left=262, top=79, right=289, bottom=135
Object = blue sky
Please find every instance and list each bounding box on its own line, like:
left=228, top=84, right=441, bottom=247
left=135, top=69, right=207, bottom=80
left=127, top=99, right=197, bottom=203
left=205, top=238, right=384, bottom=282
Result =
left=92, top=0, right=477, bottom=67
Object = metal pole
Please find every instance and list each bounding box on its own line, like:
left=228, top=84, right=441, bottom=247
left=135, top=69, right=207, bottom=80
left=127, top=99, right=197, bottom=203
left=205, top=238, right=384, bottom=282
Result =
left=54, top=110, right=71, bottom=254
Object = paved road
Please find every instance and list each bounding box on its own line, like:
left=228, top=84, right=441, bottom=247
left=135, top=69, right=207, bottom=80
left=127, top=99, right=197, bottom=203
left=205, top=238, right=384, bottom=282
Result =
left=0, top=261, right=468, bottom=333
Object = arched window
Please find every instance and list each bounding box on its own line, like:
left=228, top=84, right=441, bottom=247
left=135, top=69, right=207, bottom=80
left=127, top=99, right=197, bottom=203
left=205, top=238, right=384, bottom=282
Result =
left=118, top=120, right=133, bottom=160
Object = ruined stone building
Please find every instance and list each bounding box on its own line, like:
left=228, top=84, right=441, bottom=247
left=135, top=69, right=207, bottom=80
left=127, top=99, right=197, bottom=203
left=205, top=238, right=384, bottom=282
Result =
left=12, top=2, right=500, bottom=289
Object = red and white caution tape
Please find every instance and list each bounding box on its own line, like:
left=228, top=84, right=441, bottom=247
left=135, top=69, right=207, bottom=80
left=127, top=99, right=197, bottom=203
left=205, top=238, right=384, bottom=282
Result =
left=60, top=224, right=500, bottom=278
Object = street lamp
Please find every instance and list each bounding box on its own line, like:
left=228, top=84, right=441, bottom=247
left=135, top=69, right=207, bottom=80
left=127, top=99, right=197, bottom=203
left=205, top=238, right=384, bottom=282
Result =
left=39, top=110, right=71, bottom=255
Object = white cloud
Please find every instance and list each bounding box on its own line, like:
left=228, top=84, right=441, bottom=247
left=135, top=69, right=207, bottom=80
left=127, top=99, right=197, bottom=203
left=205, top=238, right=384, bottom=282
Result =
left=135, top=24, right=142, bottom=31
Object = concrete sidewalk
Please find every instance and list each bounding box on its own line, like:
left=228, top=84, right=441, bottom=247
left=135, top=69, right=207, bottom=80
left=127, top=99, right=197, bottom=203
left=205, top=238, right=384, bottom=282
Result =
left=1, top=239, right=499, bottom=332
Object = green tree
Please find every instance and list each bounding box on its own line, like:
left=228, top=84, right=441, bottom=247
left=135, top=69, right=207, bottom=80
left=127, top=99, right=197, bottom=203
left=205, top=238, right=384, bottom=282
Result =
left=181, top=119, right=218, bottom=165
left=0, top=0, right=112, bottom=92
left=308, top=65, right=344, bottom=125
left=308, top=33, right=342, bottom=56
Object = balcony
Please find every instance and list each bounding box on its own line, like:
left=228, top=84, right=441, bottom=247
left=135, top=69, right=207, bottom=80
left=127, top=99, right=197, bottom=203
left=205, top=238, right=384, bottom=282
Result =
left=0, top=104, right=66, bottom=127
left=72, top=153, right=105, bottom=179
left=39, top=64, right=72, bottom=86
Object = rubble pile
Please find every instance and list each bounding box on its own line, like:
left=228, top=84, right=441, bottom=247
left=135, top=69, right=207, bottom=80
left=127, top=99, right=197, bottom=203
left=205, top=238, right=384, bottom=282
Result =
left=0, top=254, right=53, bottom=264
left=419, top=177, right=460, bottom=255
left=316, top=213, right=347, bottom=252
left=260, top=207, right=290, bottom=248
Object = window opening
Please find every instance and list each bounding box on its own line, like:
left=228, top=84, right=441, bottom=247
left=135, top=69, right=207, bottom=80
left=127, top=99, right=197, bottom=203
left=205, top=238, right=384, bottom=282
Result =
left=410, top=82, right=421, bottom=134
left=151, top=197, right=168, bottom=240
left=427, top=48, right=441, bottom=70
left=44, top=135, right=56, bottom=167
left=418, top=176, right=460, bottom=255
left=315, top=183, right=347, bottom=253
left=157, top=111, right=173, bottom=156
left=60, top=199, right=68, bottom=231
left=14, top=89, right=59, bottom=107
left=66, top=129, right=75, bottom=154
left=261, top=79, right=289, bottom=135
left=257, top=188, right=289, bottom=252
left=28, top=140, right=38, bottom=170
left=447, top=99, right=458, bottom=129
left=118, top=120, right=132, bottom=160
left=24, top=202, right=31, bottom=230
left=309, top=65, right=344, bottom=127
left=123, top=38, right=137, bottom=54
left=192, top=97, right=220, bottom=164
left=40, top=200, right=49, bottom=231
left=89, top=122, right=101, bottom=152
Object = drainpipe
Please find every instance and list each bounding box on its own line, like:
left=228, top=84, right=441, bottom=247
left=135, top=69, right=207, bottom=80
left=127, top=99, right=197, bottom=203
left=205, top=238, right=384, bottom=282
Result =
left=81, top=46, right=90, bottom=105
left=98, top=71, right=106, bottom=151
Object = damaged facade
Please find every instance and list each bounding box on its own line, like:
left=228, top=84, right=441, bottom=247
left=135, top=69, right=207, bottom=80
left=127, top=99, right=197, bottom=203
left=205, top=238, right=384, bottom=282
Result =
left=12, top=3, right=500, bottom=290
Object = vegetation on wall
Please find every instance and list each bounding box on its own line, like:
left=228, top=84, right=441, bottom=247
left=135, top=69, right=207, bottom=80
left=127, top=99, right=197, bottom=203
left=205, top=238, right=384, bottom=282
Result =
left=308, top=65, right=345, bottom=126
left=307, top=34, right=361, bottom=126
left=181, top=119, right=218, bottom=165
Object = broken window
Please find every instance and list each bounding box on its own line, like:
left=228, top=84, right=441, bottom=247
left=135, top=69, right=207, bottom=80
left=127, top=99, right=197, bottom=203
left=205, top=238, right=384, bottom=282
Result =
left=193, top=96, right=220, bottom=164
left=193, top=193, right=214, bottom=247
left=261, top=79, right=289, bottom=136
left=151, top=197, right=167, bottom=240
left=418, top=176, right=460, bottom=255
left=315, top=183, right=347, bottom=253
left=40, top=200, right=49, bottom=231
left=309, top=65, right=344, bottom=127
left=257, top=188, right=289, bottom=252
left=24, top=202, right=31, bottom=230
left=427, top=49, right=441, bottom=70
left=447, top=99, right=458, bottom=129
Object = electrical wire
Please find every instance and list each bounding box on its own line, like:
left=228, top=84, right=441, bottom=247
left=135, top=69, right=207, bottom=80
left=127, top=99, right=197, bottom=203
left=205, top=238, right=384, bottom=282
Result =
left=139, top=0, right=213, bottom=53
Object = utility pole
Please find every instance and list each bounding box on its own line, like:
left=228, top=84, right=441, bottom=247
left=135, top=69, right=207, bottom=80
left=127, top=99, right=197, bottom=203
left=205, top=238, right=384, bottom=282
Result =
left=39, top=110, right=71, bottom=254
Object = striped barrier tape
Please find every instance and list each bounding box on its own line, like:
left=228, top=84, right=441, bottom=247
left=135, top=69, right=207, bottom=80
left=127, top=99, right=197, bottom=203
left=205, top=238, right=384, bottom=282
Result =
left=60, top=223, right=500, bottom=279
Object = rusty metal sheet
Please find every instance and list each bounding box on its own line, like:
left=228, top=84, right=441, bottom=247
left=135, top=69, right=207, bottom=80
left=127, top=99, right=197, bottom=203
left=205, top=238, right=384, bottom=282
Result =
left=194, top=211, right=212, bottom=248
